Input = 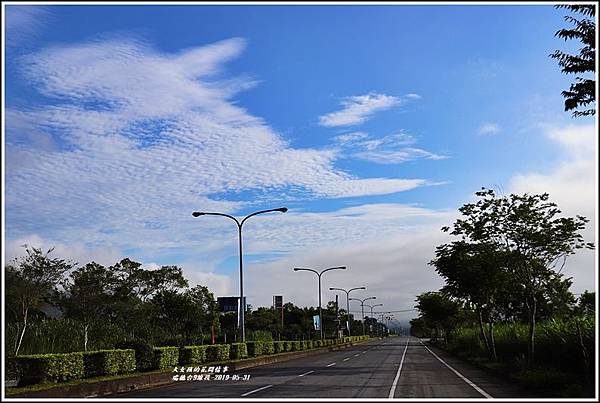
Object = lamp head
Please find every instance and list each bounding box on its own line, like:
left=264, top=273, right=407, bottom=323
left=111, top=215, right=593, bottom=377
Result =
left=192, top=211, right=205, bottom=217
left=277, top=207, right=288, bottom=213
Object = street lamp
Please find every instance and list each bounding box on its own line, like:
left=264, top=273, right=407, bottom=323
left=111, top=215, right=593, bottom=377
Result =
left=329, top=286, right=365, bottom=336
left=349, top=296, right=376, bottom=335
left=192, top=207, right=287, bottom=342
left=365, top=303, right=383, bottom=336
left=293, top=266, right=346, bottom=340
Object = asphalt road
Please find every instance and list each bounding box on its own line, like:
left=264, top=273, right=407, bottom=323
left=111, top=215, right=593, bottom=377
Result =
left=115, top=336, right=534, bottom=398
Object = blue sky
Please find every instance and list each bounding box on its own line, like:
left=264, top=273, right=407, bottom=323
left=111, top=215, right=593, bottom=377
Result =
left=4, top=4, right=597, bottom=321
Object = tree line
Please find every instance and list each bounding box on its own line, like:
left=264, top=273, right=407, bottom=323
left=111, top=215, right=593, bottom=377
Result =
left=410, top=189, right=594, bottom=364
left=5, top=249, right=384, bottom=359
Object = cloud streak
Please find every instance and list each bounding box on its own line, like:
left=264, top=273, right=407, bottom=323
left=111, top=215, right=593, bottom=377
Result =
left=318, top=93, right=401, bottom=127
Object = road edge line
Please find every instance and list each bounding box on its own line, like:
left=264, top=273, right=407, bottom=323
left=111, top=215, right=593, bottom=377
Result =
left=419, top=340, right=492, bottom=399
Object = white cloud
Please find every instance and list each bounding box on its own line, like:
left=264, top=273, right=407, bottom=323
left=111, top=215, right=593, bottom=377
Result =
left=478, top=122, right=500, bottom=135
left=5, top=38, right=432, bottom=254
left=5, top=5, right=53, bottom=48
left=509, top=124, right=596, bottom=293
left=404, top=93, right=422, bottom=100
left=334, top=131, right=447, bottom=164
left=318, top=93, right=401, bottom=127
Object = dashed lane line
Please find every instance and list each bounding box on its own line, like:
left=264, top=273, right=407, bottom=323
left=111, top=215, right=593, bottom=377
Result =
left=298, top=370, right=314, bottom=377
left=327, top=362, right=336, bottom=367
left=240, top=384, right=273, bottom=397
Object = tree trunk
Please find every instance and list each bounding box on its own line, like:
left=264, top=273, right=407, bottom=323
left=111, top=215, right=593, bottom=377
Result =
left=477, top=309, right=491, bottom=356
left=488, top=321, right=497, bottom=361
left=84, top=324, right=89, bottom=352
left=527, top=297, right=536, bottom=365
left=576, top=319, right=590, bottom=377
left=15, top=307, right=28, bottom=356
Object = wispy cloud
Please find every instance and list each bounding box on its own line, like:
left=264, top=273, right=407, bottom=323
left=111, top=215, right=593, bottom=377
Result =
left=478, top=122, right=500, bottom=135
left=333, top=131, right=447, bottom=164
left=6, top=37, right=432, bottom=259
left=5, top=5, right=53, bottom=48
left=318, top=93, right=401, bottom=127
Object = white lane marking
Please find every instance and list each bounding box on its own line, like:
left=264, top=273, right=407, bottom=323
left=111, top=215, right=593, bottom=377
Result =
left=353, top=353, right=360, bottom=357
left=419, top=340, right=492, bottom=399
left=362, top=351, right=367, bottom=354
left=298, top=370, right=314, bottom=377
left=240, top=384, right=273, bottom=397
left=327, top=362, right=336, bottom=367
left=343, top=357, right=350, bottom=361
left=388, top=338, right=410, bottom=398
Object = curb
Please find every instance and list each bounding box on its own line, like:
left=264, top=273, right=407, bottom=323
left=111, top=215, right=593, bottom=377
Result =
left=8, top=340, right=371, bottom=398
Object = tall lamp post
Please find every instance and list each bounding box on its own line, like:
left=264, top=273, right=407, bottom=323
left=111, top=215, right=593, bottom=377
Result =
left=329, top=286, right=366, bottom=336
left=293, top=266, right=346, bottom=339
left=365, top=303, right=383, bottom=335
left=192, top=207, right=287, bottom=342
left=350, top=296, right=376, bottom=335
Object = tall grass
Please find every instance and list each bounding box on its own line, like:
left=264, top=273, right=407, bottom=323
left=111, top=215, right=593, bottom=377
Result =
left=446, top=317, right=594, bottom=375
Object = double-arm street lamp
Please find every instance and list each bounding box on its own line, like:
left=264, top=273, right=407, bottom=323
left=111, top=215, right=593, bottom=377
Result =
left=349, top=296, right=376, bottom=335
left=293, top=266, right=346, bottom=339
left=365, top=303, right=383, bottom=335
left=192, top=207, right=287, bottom=342
left=329, top=286, right=366, bottom=336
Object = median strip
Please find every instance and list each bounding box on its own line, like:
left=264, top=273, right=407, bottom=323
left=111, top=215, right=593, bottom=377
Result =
left=241, top=384, right=273, bottom=397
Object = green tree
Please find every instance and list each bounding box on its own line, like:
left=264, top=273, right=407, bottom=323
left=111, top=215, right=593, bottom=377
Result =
left=61, top=262, right=117, bottom=351
left=576, top=291, right=595, bottom=316
left=444, top=188, right=594, bottom=362
left=414, top=291, right=462, bottom=342
left=550, top=5, right=596, bottom=117
left=5, top=247, right=74, bottom=355
left=430, top=241, right=510, bottom=360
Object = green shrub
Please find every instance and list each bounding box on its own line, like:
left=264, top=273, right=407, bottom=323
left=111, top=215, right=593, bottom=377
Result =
left=246, top=341, right=263, bottom=357
left=179, top=346, right=208, bottom=366
left=291, top=341, right=301, bottom=351
left=262, top=341, right=274, bottom=355
left=205, top=344, right=230, bottom=362
left=247, top=330, right=273, bottom=341
left=305, top=340, right=314, bottom=349
left=229, top=343, right=247, bottom=360
left=283, top=341, right=292, bottom=352
left=116, top=339, right=154, bottom=372
left=152, top=347, right=179, bottom=370
left=313, top=340, right=323, bottom=348
left=83, top=349, right=136, bottom=377
left=273, top=341, right=285, bottom=353
left=17, top=352, right=84, bottom=386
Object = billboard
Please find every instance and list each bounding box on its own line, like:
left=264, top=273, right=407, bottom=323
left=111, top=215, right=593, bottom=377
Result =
left=217, top=296, right=246, bottom=313
left=273, top=295, right=283, bottom=309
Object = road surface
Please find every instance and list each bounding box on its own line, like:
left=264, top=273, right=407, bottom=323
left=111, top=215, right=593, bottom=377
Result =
left=115, top=336, right=534, bottom=398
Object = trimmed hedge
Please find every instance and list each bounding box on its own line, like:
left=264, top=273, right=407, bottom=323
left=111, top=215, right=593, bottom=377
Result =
left=116, top=339, right=154, bottom=372
left=83, top=349, right=136, bottom=377
left=152, top=347, right=179, bottom=370
left=262, top=341, right=275, bottom=355
left=273, top=341, right=285, bottom=354
left=179, top=345, right=208, bottom=366
left=290, top=341, right=302, bottom=351
left=304, top=340, right=313, bottom=350
left=246, top=341, right=263, bottom=357
left=206, top=344, right=230, bottom=362
left=313, top=340, right=323, bottom=348
left=283, top=341, right=292, bottom=352
left=229, top=343, right=248, bottom=360
left=16, top=352, right=84, bottom=386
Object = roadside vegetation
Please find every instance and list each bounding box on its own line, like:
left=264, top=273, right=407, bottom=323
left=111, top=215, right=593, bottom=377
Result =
left=411, top=189, right=595, bottom=397
left=4, top=246, right=382, bottom=389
